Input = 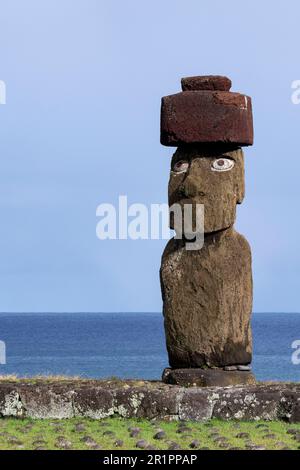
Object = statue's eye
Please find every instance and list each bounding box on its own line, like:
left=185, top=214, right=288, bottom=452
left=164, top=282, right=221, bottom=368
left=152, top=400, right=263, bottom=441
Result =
left=212, top=158, right=235, bottom=172
left=173, top=160, right=189, bottom=173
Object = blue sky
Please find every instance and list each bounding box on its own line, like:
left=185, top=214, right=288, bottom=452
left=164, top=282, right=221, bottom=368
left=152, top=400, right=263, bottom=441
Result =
left=0, top=0, right=299, bottom=312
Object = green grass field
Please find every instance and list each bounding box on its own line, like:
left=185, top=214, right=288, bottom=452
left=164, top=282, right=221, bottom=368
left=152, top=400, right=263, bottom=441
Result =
left=0, top=417, right=299, bottom=450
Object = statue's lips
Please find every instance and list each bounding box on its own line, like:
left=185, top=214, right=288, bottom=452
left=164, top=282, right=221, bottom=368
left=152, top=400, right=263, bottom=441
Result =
left=170, top=197, right=205, bottom=208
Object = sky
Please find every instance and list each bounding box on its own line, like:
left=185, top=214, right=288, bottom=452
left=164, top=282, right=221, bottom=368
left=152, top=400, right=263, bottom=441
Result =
left=0, top=0, right=299, bottom=313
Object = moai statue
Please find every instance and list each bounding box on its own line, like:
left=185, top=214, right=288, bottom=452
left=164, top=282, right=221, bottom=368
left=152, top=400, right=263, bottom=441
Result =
left=160, top=76, right=255, bottom=386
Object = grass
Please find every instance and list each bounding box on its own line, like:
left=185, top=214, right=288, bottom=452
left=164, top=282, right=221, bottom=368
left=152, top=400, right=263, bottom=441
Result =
left=0, top=417, right=299, bottom=450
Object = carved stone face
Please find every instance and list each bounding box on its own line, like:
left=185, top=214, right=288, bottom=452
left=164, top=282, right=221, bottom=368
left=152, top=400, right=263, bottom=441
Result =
left=169, top=146, right=245, bottom=234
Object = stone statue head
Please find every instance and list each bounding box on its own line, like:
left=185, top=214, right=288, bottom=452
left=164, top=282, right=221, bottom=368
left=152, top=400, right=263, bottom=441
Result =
left=168, top=145, right=245, bottom=234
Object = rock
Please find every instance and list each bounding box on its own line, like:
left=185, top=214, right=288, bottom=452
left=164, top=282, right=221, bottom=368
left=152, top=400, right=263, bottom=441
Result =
left=114, top=439, right=123, bottom=447
left=179, top=388, right=214, bottom=421
left=213, top=436, right=228, bottom=444
left=279, top=390, right=300, bottom=423
left=263, top=433, right=276, bottom=439
left=18, top=384, right=74, bottom=419
left=153, top=431, right=166, bottom=440
left=176, top=426, right=191, bottom=433
left=212, top=385, right=281, bottom=421
left=287, top=428, right=298, bottom=435
left=189, top=439, right=200, bottom=448
left=181, top=75, right=232, bottom=92
left=34, top=446, right=47, bottom=451
left=168, top=442, right=181, bottom=450
left=163, top=368, right=255, bottom=387
left=130, top=429, right=140, bottom=438
left=224, top=366, right=238, bottom=371
left=219, top=442, right=230, bottom=449
left=114, top=385, right=178, bottom=418
left=55, top=436, right=72, bottom=450
left=136, top=440, right=149, bottom=449
left=128, top=426, right=141, bottom=432
left=0, top=379, right=300, bottom=424
left=72, top=386, right=114, bottom=419
left=103, top=430, right=115, bottom=437
left=74, top=423, right=86, bottom=432
left=236, top=432, right=250, bottom=439
left=275, top=441, right=286, bottom=447
left=80, top=436, right=101, bottom=449
left=32, top=439, right=46, bottom=446
left=54, top=427, right=64, bottom=433
left=7, top=436, right=23, bottom=445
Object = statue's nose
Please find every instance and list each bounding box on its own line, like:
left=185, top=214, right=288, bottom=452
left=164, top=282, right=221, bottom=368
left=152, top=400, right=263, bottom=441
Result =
left=179, top=177, right=205, bottom=198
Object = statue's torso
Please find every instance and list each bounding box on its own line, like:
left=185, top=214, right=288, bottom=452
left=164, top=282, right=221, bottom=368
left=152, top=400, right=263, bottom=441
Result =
left=160, top=228, right=252, bottom=368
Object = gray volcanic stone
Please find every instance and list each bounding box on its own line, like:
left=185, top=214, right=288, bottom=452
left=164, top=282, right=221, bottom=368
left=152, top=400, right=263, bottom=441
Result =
left=154, top=431, right=166, bottom=440
left=212, top=385, right=281, bottom=421
left=18, top=384, right=74, bottom=419
left=278, top=390, right=300, bottom=423
left=0, top=380, right=299, bottom=423
left=72, top=385, right=114, bottom=419
left=136, top=440, right=149, bottom=449
left=168, top=442, right=181, bottom=450
left=189, top=439, right=200, bottom=448
left=55, top=436, right=72, bottom=449
left=114, top=439, right=123, bottom=447
left=236, top=432, right=250, bottom=439
left=179, top=389, right=213, bottom=421
left=113, top=385, right=178, bottom=418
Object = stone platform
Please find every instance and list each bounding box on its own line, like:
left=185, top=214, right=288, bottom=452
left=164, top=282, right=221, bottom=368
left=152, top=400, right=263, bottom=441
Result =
left=162, top=368, right=256, bottom=387
left=0, top=379, right=299, bottom=422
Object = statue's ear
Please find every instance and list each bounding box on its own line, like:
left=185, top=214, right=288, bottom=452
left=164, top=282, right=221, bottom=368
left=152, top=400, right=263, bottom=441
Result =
left=235, top=149, right=245, bottom=204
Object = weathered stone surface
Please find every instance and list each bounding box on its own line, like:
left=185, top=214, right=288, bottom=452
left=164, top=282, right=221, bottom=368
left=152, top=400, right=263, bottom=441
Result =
left=278, top=390, right=300, bottom=423
left=0, top=380, right=300, bottom=422
left=160, top=227, right=252, bottom=368
left=72, top=386, right=114, bottom=419
left=168, top=147, right=245, bottom=233
left=18, top=384, right=74, bottom=419
left=179, top=388, right=213, bottom=421
left=0, top=383, right=23, bottom=417
left=162, top=368, right=255, bottom=387
left=212, top=386, right=281, bottom=421
left=113, top=385, right=179, bottom=419
left=160, top=88, right=253, bottom=146
left=160, top=142, right=252, bottom=371
left=181, top=75, right=232, bottom=92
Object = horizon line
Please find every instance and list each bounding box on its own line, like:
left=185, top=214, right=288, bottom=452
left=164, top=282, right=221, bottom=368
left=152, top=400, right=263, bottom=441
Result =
left=0, top=311, right=299, bottom=315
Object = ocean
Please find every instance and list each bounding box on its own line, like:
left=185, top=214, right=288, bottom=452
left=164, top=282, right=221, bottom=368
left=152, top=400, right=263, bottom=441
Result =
left=0, top=312, right=300, bottom=382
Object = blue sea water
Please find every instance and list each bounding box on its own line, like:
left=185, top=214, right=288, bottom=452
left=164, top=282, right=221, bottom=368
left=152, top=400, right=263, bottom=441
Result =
left=0, top=312, right=300, bottom=382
